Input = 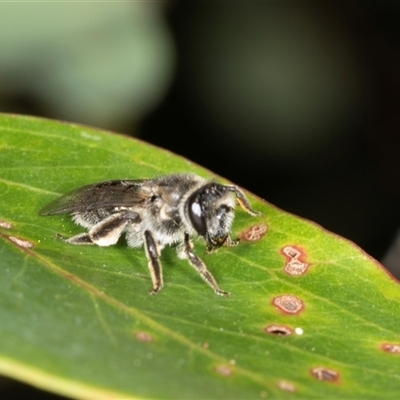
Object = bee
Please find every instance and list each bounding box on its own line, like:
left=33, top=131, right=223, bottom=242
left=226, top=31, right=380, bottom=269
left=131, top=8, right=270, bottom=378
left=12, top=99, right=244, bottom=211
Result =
left=39, top=174, right=262, bottom=296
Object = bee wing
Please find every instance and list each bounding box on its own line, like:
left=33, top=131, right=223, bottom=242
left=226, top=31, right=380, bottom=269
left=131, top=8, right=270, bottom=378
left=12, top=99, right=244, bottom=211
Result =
left=39, top=180, right=149, bottom=215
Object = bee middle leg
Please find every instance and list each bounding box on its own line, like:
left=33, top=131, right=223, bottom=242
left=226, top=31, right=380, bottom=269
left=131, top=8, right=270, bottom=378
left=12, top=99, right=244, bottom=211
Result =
left=143, top=230, right=164, bottom=295
left=180, top=233, right=230, bottom=297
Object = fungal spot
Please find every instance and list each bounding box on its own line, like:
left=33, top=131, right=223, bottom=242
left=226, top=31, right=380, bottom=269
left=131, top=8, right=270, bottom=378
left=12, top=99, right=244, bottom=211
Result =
left=215, top=365, right=233, bottom=377
left=8, top=236, right=34, bottom=249
left=134, top=331, right=153, bottom=343
left=282, top=246, right=309, bottom=275
left=278, top=380, right=296, bottom=392
left=311, top=367, right=339, bottom=382
left=264, top=324, right=293, bottom=335
left=272, top=295, right=304, bottom=315
left=0, top=221, right=13, bottom=229
left=381, top=343, right=400, bottom=353
left=240, top=224, right=267, bottom=242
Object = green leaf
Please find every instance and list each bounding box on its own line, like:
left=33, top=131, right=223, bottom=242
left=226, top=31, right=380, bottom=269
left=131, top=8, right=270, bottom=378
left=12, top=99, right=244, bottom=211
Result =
left=1, top=114, right=400, bottom=399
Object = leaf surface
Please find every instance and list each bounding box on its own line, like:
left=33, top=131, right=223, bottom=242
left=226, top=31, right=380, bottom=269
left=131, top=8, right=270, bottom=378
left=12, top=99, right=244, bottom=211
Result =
left=1, top=114, right=400, bottom=399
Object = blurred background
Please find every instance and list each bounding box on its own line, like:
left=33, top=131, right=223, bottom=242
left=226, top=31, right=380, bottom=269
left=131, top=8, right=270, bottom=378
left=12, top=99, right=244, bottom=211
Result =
left=2, top=1, right=400, bottom=272
left=1, top=1, right=400, bottom=396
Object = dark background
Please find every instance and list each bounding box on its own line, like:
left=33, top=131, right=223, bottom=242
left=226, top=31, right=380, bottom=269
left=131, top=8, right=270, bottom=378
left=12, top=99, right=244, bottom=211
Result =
left=1, top=2, right=400, bottom=398
left=144, top=2, right=400, bottom=274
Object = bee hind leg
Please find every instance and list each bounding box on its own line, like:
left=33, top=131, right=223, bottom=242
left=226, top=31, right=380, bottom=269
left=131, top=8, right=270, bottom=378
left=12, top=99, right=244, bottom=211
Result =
left=58, top=211, right=140, bottom=247
left=56, top=232, right=94, bottom=245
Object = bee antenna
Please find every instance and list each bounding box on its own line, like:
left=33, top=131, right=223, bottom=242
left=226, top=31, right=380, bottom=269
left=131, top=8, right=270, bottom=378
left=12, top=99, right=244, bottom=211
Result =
left=226, top=186, right=262, bottom=217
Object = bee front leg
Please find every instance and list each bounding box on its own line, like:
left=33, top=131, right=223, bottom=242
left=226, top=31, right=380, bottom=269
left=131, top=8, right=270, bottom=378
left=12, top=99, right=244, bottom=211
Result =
left=223, top=235, right=240, bottom=247
left=180, top=233, right=230, bottom=297
left=143, top=230, right=164, bottom=295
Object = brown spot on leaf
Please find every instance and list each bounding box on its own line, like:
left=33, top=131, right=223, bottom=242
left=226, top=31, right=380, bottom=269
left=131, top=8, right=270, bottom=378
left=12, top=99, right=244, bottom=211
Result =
left=278, top=380, right=296, bottom=392
left=264, top=324, right=293, bottom=335
left=381, top=343, right=400, bottom=354
left=9, top=236, right=34, bottom=249
left=240, top=224, right=267, bottom=242
left=0, top=221, right=13, bottom=229
left=282, top=246, right=309, bottom=275
left=134, top=331, right=153, bottom=343
left=272, top=295, right=304, bottom=315
left=311, top=367, right=339, bottom=382
left=215, top=365, right=233, bottom=376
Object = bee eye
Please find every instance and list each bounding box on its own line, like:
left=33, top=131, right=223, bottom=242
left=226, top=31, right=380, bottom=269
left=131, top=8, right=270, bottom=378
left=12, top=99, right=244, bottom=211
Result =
left=188, top=198, right=207, bottom=236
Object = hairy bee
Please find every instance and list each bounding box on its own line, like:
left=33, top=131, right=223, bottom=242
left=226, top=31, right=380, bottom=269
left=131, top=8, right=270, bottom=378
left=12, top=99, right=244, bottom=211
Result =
left=39, top=174, right=262, bottom=296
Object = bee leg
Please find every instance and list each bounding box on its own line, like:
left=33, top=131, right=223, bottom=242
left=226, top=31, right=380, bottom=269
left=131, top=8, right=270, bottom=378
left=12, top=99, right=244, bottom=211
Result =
left=88, top=212, right=137, bottom=246
left=57, top=232, right=94, bottom=245
left=143, top=230, right=163, bottom=295
left=59, top=211, right=139, bottom=247
left=226, top=186, right=263, bottom=217
left=223, top=235, right=240, bottom=247
left=180, top=233, right=230, bottom=297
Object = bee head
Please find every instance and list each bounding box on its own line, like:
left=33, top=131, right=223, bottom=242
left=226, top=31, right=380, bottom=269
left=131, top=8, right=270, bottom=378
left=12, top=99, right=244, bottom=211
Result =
left=187, top=183, right=235, bottom=251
